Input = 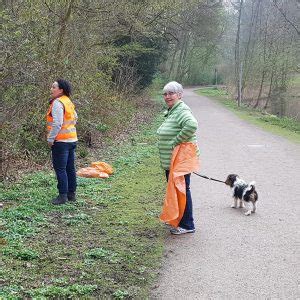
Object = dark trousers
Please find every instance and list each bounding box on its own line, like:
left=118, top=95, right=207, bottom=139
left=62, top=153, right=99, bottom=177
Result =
left=165, top=170, right=195, bottom=230
left=52, top=142, right=77, bottom=194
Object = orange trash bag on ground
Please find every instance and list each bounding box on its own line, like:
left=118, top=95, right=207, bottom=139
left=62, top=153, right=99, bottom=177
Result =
left=76, top=162, right=113, bottom=178
left=90, top=161, right=114, bottom=175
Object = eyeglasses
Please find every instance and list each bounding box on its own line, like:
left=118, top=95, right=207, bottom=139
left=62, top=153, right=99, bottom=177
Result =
left=162, top=91, right=176, bottom=97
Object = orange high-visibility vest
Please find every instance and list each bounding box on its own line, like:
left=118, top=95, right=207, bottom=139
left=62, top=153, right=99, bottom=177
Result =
left=47, top=95, right=77, bottom=141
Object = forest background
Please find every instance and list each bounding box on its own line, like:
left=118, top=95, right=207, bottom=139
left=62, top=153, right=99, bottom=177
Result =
left=1, top=0, right=299, bottom=178
left=1, top=1, right=299, bottom=298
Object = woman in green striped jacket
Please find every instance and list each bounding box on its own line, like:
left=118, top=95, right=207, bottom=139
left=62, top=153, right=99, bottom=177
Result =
left=157, top=81, right=199, bottom=235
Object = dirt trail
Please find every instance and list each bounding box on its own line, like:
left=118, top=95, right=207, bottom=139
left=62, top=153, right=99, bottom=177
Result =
left=152, top=88, right=300, bottom=299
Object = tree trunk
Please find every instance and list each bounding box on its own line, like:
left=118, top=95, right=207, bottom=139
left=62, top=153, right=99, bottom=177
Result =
left=175, top=32, right=189, bottom=82
left=56, top=0, right=75, bottom=58
left=254, top=14, right=268, bottom=108
left=264, top=69, right=274, bottom=109
left=168, top=44, right=179, bottom=79
left=254, top=70, right=266, bottom=108
left=235, top=0, right=244, bottom=107
left=241, top=0, right=261, bottom=100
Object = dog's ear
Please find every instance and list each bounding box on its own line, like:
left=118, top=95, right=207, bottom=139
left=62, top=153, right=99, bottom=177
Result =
left=225, top=174, right=233, bottom=186
left=231, top=174, right=239, bottom=181
left=225, top=174, right=238, bottom=187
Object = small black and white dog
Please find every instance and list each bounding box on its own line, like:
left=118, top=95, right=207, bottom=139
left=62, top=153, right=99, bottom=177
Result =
left=225, top=174, right=258, bottom=216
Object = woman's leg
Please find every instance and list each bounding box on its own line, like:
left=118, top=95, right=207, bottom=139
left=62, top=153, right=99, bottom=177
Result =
left=165, top=170, right=170, bottom=181
left=66, top=142, right=77, bottom=194
left=52, top=142, right=69, bottom=194
left=178, top=173, right=195, bottom=230
left=166, top=170, right=195, bottom=230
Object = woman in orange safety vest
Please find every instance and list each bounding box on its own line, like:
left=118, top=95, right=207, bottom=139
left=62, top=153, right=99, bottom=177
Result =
left=47, top=79, right=78, bottom=205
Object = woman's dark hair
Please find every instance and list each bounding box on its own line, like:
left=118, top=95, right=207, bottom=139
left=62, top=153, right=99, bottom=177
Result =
left=57, top=79, right=72, bottom=96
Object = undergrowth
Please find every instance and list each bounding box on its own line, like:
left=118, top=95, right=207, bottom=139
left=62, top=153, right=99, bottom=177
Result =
left=0, top=113, right=167, bottom=299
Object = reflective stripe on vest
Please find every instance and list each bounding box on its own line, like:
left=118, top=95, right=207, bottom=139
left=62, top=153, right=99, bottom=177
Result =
left=46, top=95, right=77, bottom=141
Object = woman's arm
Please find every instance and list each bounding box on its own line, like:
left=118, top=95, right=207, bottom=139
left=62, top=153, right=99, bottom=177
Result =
left=173, top=110, right=198, bottom=147
left=47, top=100, right=64, bottom=143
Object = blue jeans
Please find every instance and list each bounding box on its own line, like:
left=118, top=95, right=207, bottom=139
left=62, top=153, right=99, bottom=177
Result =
left=165, top=170, right=195, bottom=230
left=52, top=142, right=77, bottom=194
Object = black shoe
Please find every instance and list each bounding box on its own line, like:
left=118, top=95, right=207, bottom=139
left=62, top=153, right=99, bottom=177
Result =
left=67, top=192, right=76, bottom=202
left=52, top=194, right=68, bottom=205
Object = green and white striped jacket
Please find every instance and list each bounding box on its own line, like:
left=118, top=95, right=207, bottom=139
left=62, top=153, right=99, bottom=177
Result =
left=157, top=100, right=199, bottom=170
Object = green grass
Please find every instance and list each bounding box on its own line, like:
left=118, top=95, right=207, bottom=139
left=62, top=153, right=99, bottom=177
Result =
left=0, top=115, right=167, bottom=299
left=197, top=87, right=300, bottom=143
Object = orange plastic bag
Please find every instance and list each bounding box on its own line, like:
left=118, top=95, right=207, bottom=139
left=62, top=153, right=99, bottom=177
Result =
left=77, top=167, right=109, bottom=178
left=90, top=161, right=114, bottom=175
left=160, top=143, right=200, bottom=227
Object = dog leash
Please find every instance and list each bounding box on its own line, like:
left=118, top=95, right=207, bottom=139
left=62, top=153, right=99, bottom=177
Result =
left=193, top=172, right=225, bottom=184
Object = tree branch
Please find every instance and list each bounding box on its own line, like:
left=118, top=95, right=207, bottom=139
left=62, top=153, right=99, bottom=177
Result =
left=271, top=0, right=300, bottom=35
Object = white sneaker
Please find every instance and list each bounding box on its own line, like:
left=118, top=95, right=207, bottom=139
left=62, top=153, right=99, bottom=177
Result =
left=170, top=227, right=195, bottom=235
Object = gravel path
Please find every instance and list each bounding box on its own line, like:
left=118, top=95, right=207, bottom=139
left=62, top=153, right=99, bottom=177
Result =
left=152, top=88, right=300, bottom=299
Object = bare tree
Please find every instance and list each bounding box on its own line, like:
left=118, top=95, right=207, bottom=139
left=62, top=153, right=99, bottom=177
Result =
left=235, top=0, right=244, bottom=106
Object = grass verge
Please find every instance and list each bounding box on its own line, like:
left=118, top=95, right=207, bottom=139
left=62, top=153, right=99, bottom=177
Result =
left=0, top=115, right=167, bottom=299
left=196, top=87, right=300, bottom=143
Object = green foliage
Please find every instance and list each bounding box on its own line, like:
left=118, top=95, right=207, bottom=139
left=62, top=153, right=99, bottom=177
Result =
left=62, top=213, right=90, bottom=226
left=0, top=115, right=166, bottom=298
left=85, top=247, right=111, bottom=259
left=84, top=248, right=119, bottom=264
left=1, top=205, right=48, bottom=241
left=184, top=47, right=224, bottom=85
left=221, top=0, right=299, bottom=115
left=18, top=124, right=48, bottom=158
left=149, top=73, right=168, bottom=93
left=161, top=1, right=226, bottom=85
left=113, top=289, right=130, bottom=299
left=2, top=245, right=39, bottom=261
left=198, top=87, right=228, bottom=97
left=259, top=116, right=300, bottom=133
left=77, top=144, right=89, bottom=158
left=28, top=284, right=97, bottom=298
left=0, top=285, right=24, bottom=299
left=2, top=0, right=171, bottom=175
left=96, top=122, right=109, bottom=132
left=2, top=0, right=228, bottom=177
left=113, top=35, right=168, bottom=88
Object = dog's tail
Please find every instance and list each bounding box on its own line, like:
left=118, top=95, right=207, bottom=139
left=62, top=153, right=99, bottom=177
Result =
left=243, top=181, right=256, bottom=195
left=249, top=181, right=256, bottom=190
